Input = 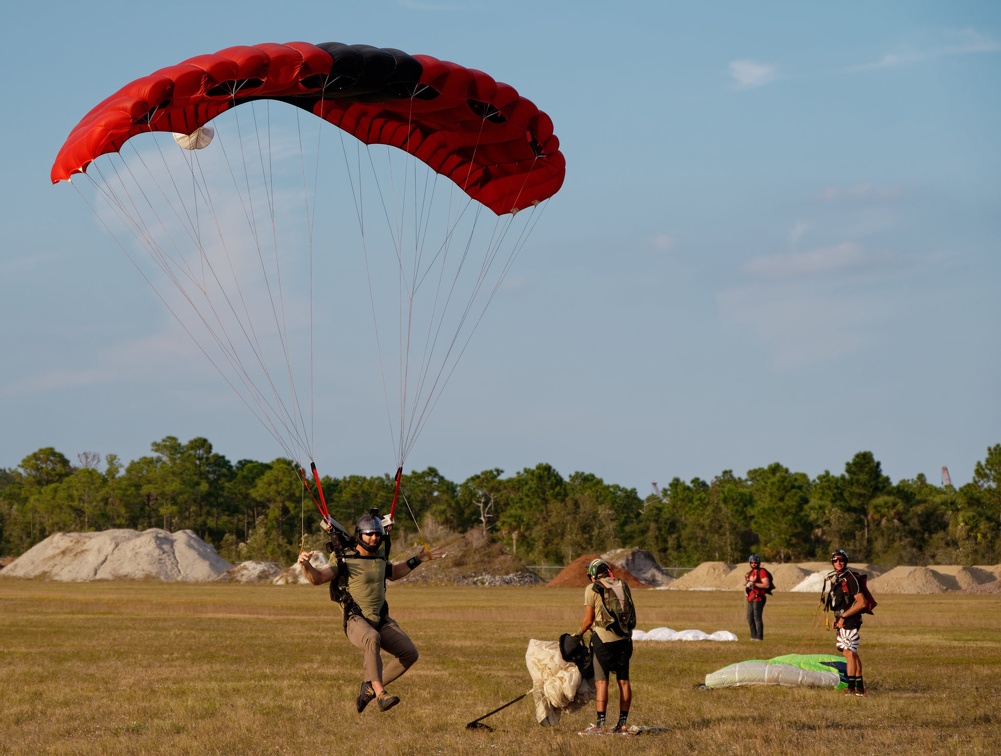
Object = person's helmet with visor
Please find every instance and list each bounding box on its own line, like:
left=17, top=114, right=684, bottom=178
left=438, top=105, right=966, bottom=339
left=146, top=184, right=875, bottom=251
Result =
left=355, top=514, right=386, bottom=551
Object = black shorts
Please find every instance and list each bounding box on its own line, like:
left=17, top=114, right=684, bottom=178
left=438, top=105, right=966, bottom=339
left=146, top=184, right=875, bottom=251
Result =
left=592, top=636, right=632, bottom=682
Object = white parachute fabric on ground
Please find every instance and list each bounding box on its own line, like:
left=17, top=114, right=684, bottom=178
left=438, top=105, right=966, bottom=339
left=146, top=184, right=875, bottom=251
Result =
left=633, top=627, right=738, bottom=642
left=525, top=639, right=595, bottom=726
left=705, top=661, right=840, bottom=689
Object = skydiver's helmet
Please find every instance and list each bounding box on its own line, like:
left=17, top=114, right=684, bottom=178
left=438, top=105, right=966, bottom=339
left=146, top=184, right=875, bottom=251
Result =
left=831, top=549, right=849, bottom=570
left=748, top=554, right=761, bottom=566
left=586, top=558, right=610, bottom=579
left=355, top=514, right=386, bottom=552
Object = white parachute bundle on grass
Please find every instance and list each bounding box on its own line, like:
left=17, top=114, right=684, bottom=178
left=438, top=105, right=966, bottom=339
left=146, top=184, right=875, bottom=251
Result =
left=633, top=627, right=738, bottom=642
left=525, top=639, right=595, bottom=726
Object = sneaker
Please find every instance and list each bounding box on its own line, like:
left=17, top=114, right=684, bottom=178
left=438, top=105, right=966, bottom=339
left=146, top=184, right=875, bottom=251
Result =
left=609, top=725, right=630, bottom=735
left=376, top=692, right=400, bottom=712
left=356, top=681, right=375, bottom=713
left=581, top=725, right=605, bottom=735
left=844, top=687, right=856, bottom=696
left=855, top=688, right=867, bottom=697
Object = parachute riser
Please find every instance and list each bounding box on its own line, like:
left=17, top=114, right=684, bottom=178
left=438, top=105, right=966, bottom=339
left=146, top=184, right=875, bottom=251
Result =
left=387, top=466, right=403, bottom=531
left=297, top=462, right=354, bottom=548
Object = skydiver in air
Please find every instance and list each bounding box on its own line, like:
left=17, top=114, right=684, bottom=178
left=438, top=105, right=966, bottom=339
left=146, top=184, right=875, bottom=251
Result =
left=298, top=513, right=443, bottom=712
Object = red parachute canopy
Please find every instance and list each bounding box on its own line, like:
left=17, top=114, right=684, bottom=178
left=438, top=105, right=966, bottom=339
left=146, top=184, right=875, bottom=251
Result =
left=50, top=41, right=565, bottom=215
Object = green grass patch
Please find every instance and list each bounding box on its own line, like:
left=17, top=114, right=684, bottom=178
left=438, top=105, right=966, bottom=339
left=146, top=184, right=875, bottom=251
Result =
left=1, top=580, right=999, bottom=754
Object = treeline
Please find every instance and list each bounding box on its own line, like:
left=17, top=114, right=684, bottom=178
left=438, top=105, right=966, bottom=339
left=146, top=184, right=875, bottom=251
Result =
left=1, top=437, right=999, bottom=568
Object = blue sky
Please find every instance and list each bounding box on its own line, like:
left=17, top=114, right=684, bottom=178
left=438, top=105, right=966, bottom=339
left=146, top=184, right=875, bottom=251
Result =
left=2, top=1, right=999, bottom=495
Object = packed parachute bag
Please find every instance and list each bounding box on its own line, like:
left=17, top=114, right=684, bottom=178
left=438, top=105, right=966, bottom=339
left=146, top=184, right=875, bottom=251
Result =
left=592, top=576, right=637, bottom=637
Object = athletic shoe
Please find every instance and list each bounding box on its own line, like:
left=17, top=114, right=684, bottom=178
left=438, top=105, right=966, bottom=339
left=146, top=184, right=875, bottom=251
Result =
left=582, top=725, right=605, bottom=735
left=855, top=688, right=867, bottom=697
left=376, top=692, right=400, bottom=712
left=356, top=681, right=375, bottom=713
left=610, top=725, right=630, bottom=735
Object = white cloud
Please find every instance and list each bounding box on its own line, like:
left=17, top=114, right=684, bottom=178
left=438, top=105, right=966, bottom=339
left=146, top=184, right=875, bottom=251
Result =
left=743, top=242, right=869, bottom=279
left=789, top=221, right=810, bottom=247
left=843, top=27, right=999, bottom=72
left=3, top=326, right=207, bottom=396
left=815, top=183, right=905, bottom=202
left=729, top=59, right=778, bottom=89
left=942, top=27, right=1001, bottom=54
left=648, top=233, right=676, bottom=252
left=718, top=283, right=881, bottom=370
left=397, top=0, right=467, bottom=10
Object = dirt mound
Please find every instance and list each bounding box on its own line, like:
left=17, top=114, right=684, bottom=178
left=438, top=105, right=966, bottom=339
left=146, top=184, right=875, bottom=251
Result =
left=926, top=565, right=997, bottom=591
left=965, top=576, right=1001, bottom=594
left=0, top=529, right=231, bottom=582
left=796, top=561, right=883, bottom=577
left=767, top=563, right=812, bottom=591
left=395, top=530, right=542, bottom=586
left=602, top=548, right=673, bottom=587
left=272, top=531, right=540, bottom=586
left=219, top=561, right=282, bottom=583
left=547, top=553, right=645, bottom=588
left=668, top=561, right=735, bottom=590
left=869, top=566, right=950, bottom=594
left=981, top=564, right=1001, bottom=579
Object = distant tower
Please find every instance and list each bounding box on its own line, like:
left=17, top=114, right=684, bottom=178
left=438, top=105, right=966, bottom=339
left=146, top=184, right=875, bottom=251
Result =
left=652, top=481, right=662, bottom=498
left=941, top=466, right=952, bottom=487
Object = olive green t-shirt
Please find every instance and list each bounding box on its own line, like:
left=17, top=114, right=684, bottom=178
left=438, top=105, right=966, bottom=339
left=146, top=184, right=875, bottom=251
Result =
left=333, top=548, right=389, bottom=623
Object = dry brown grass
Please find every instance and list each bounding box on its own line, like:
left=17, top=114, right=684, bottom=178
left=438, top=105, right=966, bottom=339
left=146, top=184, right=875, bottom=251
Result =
left=1, top=579, right=999, bottom=755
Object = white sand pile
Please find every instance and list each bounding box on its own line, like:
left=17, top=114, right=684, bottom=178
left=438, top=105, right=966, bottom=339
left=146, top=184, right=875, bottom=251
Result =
left=791, top=572, right=828, bottom=593
left=0, top=529, right=231, bottom=582
left=273, top=551, right=329, bottom=585
left=869, top=566, right=950, bottom=594
left=602, top=548, right=673, bottom=587
left=668, top=561, right=735, bottom=590
left=219, top=561, right=282, bottom=583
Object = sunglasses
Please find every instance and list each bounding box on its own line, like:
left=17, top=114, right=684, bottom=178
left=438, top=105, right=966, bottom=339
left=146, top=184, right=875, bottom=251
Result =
left=832, top=557, right=846, bottom=563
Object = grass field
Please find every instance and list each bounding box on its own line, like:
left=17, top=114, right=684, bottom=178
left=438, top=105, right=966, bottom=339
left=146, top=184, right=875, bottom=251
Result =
left=1, top=578, right=999, bottom=754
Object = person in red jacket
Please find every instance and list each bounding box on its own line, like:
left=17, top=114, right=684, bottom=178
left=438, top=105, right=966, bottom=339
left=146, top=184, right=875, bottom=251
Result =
left=744, top=554, right=772, bottom=641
